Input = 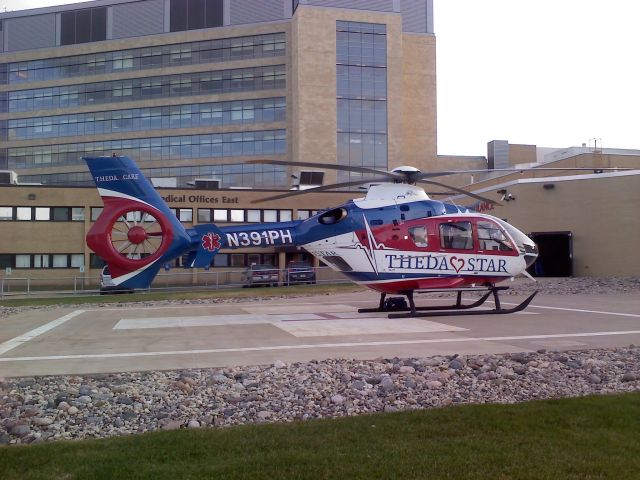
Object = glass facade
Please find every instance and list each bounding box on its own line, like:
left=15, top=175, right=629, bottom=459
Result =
left=336, top=21, right=388, bottom=181
left=6, top=98, right=285, bottom=140
left=20, top=163, right=288, bottom=188
left=6, top=33, right=285, bottom=84
left=7, top=65, right=285, bottom=112
left=8, top=130, right=286, bottom=169
left=1, top=28, right=288, bottom=187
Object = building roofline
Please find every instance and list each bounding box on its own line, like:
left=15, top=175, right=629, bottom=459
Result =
left=0, top=0, right=136, bottom=19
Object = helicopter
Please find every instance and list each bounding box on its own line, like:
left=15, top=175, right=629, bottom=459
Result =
left=83, top=155, right=622, bottom=317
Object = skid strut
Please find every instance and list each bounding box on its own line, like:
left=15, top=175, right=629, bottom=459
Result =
left=358, top=286, right=538, bottom=318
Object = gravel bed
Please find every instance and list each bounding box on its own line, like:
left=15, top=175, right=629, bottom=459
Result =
left=1, top=277, right=639, bottom=446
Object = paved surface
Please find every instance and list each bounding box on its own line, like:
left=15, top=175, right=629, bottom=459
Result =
left=1, top=290, right=640, bottom=377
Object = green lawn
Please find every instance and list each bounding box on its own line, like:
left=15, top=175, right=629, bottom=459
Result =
left=0, top=283, right=363, bottom=308
left=2, top=392, right=640, bottom=479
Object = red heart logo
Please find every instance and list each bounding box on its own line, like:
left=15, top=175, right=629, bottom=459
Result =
left=449, top=256, right=465, bottom=273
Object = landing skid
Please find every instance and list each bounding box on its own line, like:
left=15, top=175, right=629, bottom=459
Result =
left=358, top=287, right=538, bottom=318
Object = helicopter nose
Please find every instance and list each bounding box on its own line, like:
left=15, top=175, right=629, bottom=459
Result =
left=523, top=242, right=538, bottom=268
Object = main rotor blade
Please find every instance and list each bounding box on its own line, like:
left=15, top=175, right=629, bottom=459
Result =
left=418, top=179, right=502, bottom=206
left=247, top=159, right=402, bottom=181
left=415, top=166, right=632, bottom=181
left=251, top=177, right=390, bottom=204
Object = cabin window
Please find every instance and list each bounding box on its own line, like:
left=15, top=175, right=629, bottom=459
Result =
left=477, top=221, right=513, bottom=251
left=440, top=221, right=473, bottom=250
left=408, top=226, right=428, bottom=247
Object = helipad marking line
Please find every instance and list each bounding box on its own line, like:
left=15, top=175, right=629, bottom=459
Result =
left=0, top=310, right=85, bottom=356
left=502, top=302, right=640, bottom=318
left=2, top=329, right=640, bottom=362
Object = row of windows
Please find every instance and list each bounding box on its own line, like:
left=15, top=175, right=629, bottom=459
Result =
left=5, top=98, right=286, bottom=141
left=8, top=130, right=286, bottom=169
left=0, top=206, right=84, bottom=221
left=88, top=207, right=317, bottom=224
left=0, top=205, right=316, bottom=224
left=6, top=33, right=285, bottom=84
left=0, top=254, right=84, bottom=269
left=6, top=65, right=286, bottom=113
left=20, top=164, right=289, bottom=188
left=337, top=99, right=387, bottom=134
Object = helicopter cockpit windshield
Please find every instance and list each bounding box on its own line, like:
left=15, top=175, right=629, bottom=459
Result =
left=491, top=216, right=539, bottom=267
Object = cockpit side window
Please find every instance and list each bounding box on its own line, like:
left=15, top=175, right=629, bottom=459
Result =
left=477, top=220, right=513, bottom=251
left=440, top=221, right=473, bottom=250
left=408, top=226, right=428, bottom=247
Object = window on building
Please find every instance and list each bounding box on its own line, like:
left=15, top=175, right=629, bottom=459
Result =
left=213, top=209, right=228, bottom=222
left=53, top=254, right=68, bottom=268
left=72, top=208, right=85, bottom=221
left=263, top=210, right=277, bottom=222
left=198, top=208, right=211, bottom=223
left=179, top=208, right=193, bottom=222
left=33, top=254, right=50, bottom=268
left=91, top=207, right=103, bottom=221
left=279, top=210, right=292, bottom=222
left=297, top=210, right=311, bottom=220
left=35, top=207, right=50, bottom=221
left=0, top=254, right=11, bottom=269
left=230, top=253, right=245, bottom=267
left=213, top=253, right=228, bottom=267
left=71, top=254, right=84, bottom=268
left=0, top=206, right=13, bottom=220
left=15, top=254, right=30, bottom=268
left=170, top=0, right=223, bottom=32
left=60, top=7, right=107, bottom=46
left=52, top=207, right=71, bottom=221
left=247, top=209, right=261, bottom=222
left=16, top=207, right=31, bottom=221
left=226, top=209, right=242, bottom=223
left=90, top=254, right=106, bottom=268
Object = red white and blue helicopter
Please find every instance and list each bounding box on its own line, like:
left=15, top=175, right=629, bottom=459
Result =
left=84, top=155, right=617, bottom=317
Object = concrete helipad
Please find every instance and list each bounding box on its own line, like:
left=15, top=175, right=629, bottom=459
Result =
left=1, top=290, right=640, bottom=377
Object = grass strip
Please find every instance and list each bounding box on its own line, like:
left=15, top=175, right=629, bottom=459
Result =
left=1, top=392, right=640, bottom=479
left=0, top=283, right=363, bottom=308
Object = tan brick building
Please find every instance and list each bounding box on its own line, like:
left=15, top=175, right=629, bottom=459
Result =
left=0, top=0, right=437, bottom=285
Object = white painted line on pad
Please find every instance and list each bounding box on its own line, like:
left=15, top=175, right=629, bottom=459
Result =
left=504, top=302, right=640, bottom=318
left=0, top=310, right=85, bottom=356
left=2, top=329, right=640, bottom=362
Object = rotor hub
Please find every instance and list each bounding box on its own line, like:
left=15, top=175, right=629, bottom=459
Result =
left=127, top=225, right=147, bottom=244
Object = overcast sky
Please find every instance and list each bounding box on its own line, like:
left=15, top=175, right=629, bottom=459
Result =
left=2, top=0, right=639, bottom=157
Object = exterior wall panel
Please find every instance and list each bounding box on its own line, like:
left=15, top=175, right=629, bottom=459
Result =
left=306, top=0, right=394, bottom=12
left=6, top=14, right=56, bottom=52
left=112, top=0, right=165, bottom=39
left=230, top=0, right=286, bottom=25
left=401, top=0, right=427, bottom=33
